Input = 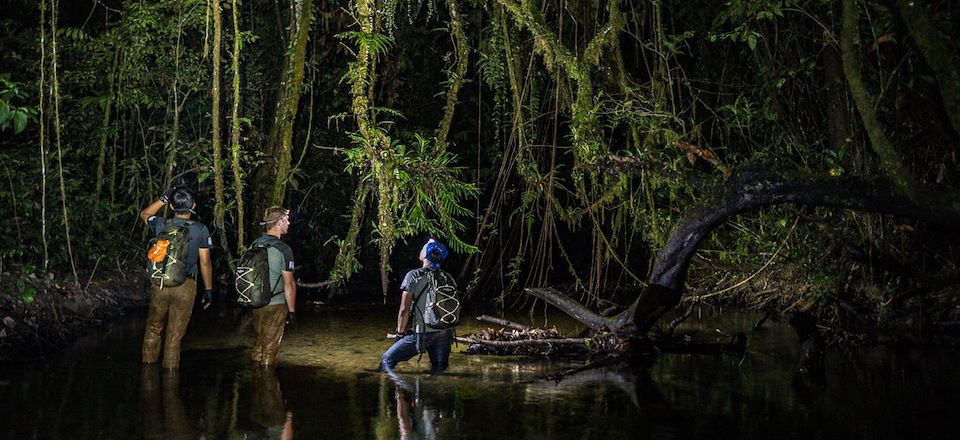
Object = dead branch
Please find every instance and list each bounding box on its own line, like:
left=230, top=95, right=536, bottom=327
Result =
left=296, top=279, right=340, bottom=289
left=666, top=303, right=696, bottom=336
left=476, top=315, right=532, bottom=331
left=525, top=287, right=612, bottom=332
left=457, top=337, right=590, bottom=347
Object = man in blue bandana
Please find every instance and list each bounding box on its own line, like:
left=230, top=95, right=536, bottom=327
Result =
left=381, top=238, right=456, bottom=375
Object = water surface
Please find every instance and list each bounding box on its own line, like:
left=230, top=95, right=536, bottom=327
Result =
left=0, top=300, right=957, bottom=439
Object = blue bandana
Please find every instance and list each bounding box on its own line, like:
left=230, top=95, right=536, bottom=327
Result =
left=424, top=241, right=449, bottom=269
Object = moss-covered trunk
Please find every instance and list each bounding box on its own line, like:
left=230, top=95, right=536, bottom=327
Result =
left=211, top=0, right=231, bottom=260
left=253, top=0, right=313, bottom=214
left=269, top=0, right=312, bottom=206
left=329, top=181, right=369, bottom=282
left=351, top=0, right=395, bottom=299
left=841, top=0, right=915, bottom=195
left=435, top=0, right=470, bottom=149
left=229, top=0, right=245, bottom=248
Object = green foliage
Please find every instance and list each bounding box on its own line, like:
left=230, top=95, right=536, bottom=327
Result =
left=708, top=0, right=791, bottom=50
left=345, top=125, right=479, bottom=254
left=0, top=0, right=954, bottom=309
left=477, top=16, right=508, bottom=147
left=0, top=76, right=37, bottom=135
left=336, top=30, right=394, bottom=58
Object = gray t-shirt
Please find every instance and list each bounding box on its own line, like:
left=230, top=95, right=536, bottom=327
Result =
left=148, top=216, right=212, bottom=277
left=253, top=235, right=295, bottom=306
left=401, top=267, right=456, bottom=333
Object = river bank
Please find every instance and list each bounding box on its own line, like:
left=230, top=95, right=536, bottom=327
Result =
left=0, top=269, right=148, bottom=362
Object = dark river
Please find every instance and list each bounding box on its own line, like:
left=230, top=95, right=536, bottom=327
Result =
left=0, top=300, right=957, bottom=439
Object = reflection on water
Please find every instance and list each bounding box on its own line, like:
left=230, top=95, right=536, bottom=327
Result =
left=384, top=375, right=452, bottom=440
left=140, top=366, right=194, bottom=440
left=0, top=303, right=959, bottom=439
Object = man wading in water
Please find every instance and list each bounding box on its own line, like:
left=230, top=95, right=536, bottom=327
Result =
left=249, top=206, right=297, bottom=366
left=140, top=186, right=214, bottom=369
left=381, top=239, right=457, bottom=375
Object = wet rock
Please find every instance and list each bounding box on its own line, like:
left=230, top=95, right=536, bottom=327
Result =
left=3, top=317, right=14, bottom=329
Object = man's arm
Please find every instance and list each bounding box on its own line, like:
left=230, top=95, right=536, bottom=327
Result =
left=283, top=271, right=297, bottom=313
left=198, top=248, right=213, bottom=309
left=140, top=199, right=165, bottom=224
left=396, top=290, right=413, bottom=334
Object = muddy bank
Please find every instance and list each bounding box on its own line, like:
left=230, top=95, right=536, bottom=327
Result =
left=0, top=270, right=149, bottom=361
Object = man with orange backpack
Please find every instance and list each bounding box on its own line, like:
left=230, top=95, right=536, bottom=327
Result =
left=139, top=186, right=214, bottom=369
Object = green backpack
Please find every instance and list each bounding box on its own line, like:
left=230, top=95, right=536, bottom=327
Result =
left=235, top=239, right=282, bottom=308
left=146, top=220, right=193, bottom=288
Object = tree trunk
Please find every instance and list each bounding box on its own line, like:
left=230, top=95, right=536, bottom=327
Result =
left=267, top=0, right=313, bottom=207
left=95, top=44, right=120, bottom=199
left=630, top=164, right=960, bottom=335
left=526, top=164, right=960, bottom=339
left=841, top=0, right=915, bottom=195
left=329, top=181, right=369, bottom=282
left=164, top=0, right=186, bottom=199
left=39, top=0, right=49, bottom=269
left=895, top=0, right=960, bottom=137
left=211, top=0, right=231, bottom=262
left=822, top=42, right=851, bottom=154
left=495, top=0, right=614, bottom=167
left=349, top=0, right=395, bottom=299
left=435, top=0, right=469, bottom=148
left=230, top=0, right=245, bottom=249
left=50, top=0, right=80, bottom=288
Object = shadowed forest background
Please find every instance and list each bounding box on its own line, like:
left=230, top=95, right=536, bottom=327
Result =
left=1, top=0, right=959, bottom=354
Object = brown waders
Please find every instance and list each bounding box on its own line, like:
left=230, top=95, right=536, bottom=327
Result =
left=251, top=303, right=287, bottom=365
left=142, top=278, right=197, bottom=369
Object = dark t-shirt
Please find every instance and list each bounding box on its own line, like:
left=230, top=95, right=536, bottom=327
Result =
left=401, top=267, right=456, bottom=334
left=148, top=216, right=212, bottom=277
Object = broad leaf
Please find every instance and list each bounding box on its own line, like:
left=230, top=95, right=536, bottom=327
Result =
left=13, top=110, right=27, bottom=134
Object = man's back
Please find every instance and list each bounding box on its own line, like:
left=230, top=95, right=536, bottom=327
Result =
left=403, top=268, right=458, bottom=333
left=148, top=216, right=211, bottom=277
